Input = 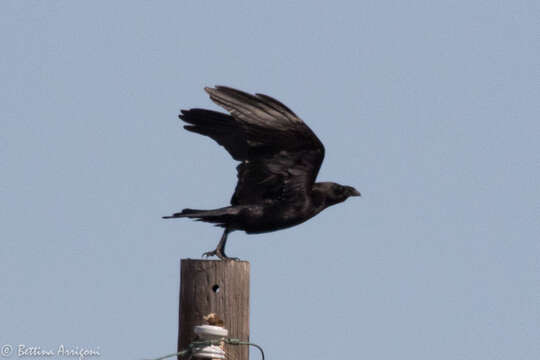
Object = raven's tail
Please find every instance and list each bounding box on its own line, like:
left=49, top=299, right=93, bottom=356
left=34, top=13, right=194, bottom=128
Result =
left=162, top=207, right=239, bottom=228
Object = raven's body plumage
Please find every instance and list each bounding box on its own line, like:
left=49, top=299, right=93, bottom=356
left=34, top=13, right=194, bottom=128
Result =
left=164, top=86, right=360, bottom=259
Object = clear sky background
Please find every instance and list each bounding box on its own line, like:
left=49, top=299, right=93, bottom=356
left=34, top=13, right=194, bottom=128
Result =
left=1, top=1, right=539, bottom=359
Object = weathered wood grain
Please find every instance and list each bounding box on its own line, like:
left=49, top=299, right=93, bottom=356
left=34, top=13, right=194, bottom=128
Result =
left=178, top=259, right=250, bottom=360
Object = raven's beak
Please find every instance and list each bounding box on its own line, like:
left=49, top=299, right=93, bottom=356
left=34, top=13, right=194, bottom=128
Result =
left=348, top=187, right=361, bottom=197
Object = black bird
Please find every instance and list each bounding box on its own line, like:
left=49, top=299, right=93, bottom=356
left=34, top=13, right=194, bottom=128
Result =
left=163, top=86, right=360, bottom=260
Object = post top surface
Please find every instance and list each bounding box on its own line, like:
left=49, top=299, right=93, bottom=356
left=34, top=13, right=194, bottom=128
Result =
left=180, top=258, right=250, bottom=264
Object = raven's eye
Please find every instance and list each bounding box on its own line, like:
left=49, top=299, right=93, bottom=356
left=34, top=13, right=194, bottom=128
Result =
left=335, top=186, right=344, bottom=195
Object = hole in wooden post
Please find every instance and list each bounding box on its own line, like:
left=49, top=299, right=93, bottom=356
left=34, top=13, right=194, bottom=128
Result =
left=212, top=284, right=220, bottom=293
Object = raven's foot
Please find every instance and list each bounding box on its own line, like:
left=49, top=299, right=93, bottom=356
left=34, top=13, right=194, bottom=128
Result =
left=202, top=249, right=239, bottom=261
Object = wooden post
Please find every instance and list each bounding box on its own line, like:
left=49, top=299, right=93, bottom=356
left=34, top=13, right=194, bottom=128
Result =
left=178, top=259, right=250, bottom=360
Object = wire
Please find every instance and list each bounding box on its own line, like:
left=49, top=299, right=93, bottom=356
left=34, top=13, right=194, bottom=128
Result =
left=148, top=338, right=265, bottom=360
left=149, top=348, right=190, bottom=360
left=225, top=339, right=265, bottom=360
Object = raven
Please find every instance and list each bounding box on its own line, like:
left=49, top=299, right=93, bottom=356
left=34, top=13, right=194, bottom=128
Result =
left=164, top=86, right=360, bottom=260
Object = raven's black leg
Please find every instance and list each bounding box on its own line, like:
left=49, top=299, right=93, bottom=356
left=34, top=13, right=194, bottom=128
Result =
left=202, top=228, right=238, bottom=261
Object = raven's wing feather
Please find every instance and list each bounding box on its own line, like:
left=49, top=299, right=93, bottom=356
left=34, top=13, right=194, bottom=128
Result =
left=231, top=148, right=323, bottom=206
left=180, top=108, right=249, bottom=160
left=180, top=86, right=325, bottom=205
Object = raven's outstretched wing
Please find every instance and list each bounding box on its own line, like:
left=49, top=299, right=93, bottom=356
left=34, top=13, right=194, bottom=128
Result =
left=180, top=86, right=325, bottom=205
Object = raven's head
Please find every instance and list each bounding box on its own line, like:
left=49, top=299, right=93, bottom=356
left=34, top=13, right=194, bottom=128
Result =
left=313, top=182, right=361, bottom=207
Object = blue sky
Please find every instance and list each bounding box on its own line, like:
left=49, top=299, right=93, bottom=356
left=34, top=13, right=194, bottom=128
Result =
left=1, top=1, right=539, bottom=359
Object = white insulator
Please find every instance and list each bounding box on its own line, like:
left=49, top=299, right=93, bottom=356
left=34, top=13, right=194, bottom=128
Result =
left=192, top=345, right=225, bottom=359
left=192, top=325, right=228, bottom=359
left=194, top=325, right=229, bottom=339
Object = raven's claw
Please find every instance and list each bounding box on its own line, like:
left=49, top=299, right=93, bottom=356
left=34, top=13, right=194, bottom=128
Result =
left=202, top=249, right=239, bottom=261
